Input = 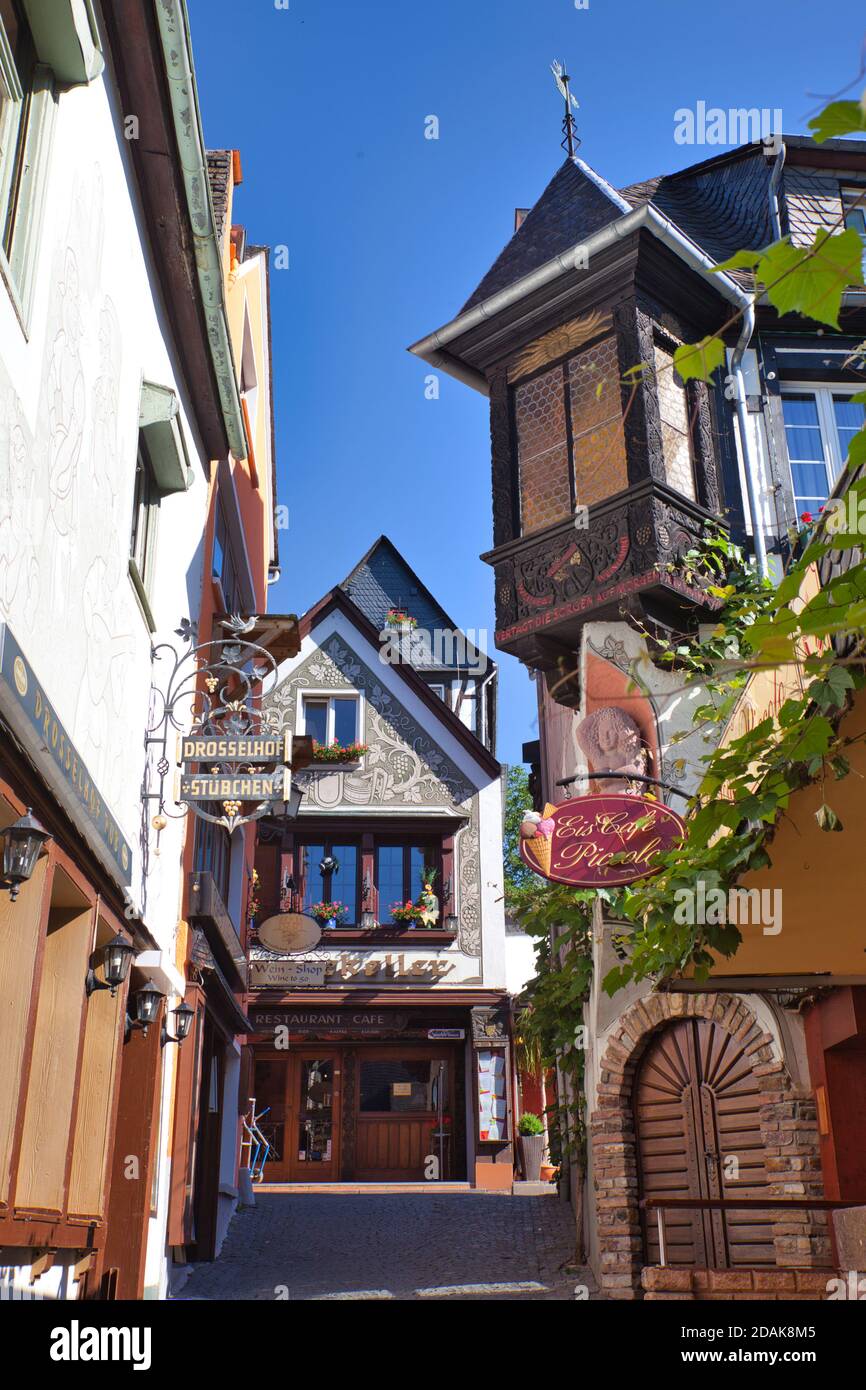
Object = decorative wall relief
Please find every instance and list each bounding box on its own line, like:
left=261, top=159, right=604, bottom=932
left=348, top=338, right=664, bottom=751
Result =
left=264, top=634, right=484, bottom=955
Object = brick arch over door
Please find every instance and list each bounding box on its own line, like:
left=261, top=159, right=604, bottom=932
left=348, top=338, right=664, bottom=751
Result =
left=590, top=992, right=827, bottom=1300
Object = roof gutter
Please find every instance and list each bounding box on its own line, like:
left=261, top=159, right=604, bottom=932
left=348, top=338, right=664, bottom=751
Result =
left=408, top=203, right=753, bottom=395
left=153, top=0, right=249, bottom=462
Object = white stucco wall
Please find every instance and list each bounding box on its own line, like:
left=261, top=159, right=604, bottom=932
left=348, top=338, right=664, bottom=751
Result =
left=0, top=58, right=210, bottom=1297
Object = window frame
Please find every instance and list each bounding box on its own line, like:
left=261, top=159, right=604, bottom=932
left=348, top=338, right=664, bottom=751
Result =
left=296, top=837, right=361, bottom=925
left=779, top=382, right=866, bottom=515
left=128, top=433, right=160, bottom=631
left=298, top=691, right=363, bottom=749
left=0, top=1, right=56, bottom=330
left=374, top=837, right=442, bottom=924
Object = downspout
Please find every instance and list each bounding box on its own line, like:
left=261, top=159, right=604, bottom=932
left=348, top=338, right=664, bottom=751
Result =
left=768, top=139, right=786, bottom=244
left=730, top=305, right=769, bottom=578
left=153, top=0, right=249, bottom=462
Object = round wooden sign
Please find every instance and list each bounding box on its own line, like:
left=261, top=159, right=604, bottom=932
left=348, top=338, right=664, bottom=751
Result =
left=519, top=794, right=686, bottom=888
left=256, top=912, right=323, bottom=955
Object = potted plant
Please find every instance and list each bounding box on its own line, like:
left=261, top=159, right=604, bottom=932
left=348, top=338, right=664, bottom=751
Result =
left=390, top=900, right=427, bottom=927
left=385, top=607, right=417, bottom=630
left=310, top=900, right=349, bottom=930
left=517, top=1112, right=545, bottom=1182
left=311, top=740, right=368, bottom=764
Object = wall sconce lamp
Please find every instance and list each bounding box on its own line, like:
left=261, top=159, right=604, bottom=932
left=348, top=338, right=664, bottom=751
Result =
left=85, top=930, right=136, bottom=998
left=0, top=808, right=52, bottom=902
left=161, top=999, right=195, bottom=1047
left=285, top=783, right=303, bottom=819
left=126, top=980, right=164, bottom=1038
left=360, top=871, right=375, bottom=929
left=441, top=878, right=457, bottom=932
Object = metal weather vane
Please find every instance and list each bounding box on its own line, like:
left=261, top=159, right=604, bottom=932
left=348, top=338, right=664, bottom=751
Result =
left=144, top=614, right=289, bottom=844
left=551, top=60, right=580, bottom=157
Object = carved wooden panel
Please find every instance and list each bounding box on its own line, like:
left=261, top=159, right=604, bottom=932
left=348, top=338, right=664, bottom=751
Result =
left=487, top=485, right=715, bottom=661
left=489, top=366, right=516, bottom=548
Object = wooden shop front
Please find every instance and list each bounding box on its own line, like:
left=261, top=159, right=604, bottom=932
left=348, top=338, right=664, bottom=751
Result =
left=247, top=997, right=513, bottom=1185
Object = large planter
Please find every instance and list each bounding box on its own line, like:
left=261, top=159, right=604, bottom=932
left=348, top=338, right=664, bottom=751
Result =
left=519, top=1133, right=545, bottom=1182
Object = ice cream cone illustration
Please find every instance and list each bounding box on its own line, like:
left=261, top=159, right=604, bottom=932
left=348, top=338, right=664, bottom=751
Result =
left=526, top=812, right=555, bottom=876
left=526, top=834, right=552, bottom=876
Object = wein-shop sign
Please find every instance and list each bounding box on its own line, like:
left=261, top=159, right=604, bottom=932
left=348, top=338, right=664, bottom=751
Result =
left=519, top=794, right=685, bottom=888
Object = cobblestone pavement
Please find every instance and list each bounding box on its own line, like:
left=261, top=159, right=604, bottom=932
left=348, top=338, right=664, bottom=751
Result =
left=175, top=1193, right=595, bottom=1301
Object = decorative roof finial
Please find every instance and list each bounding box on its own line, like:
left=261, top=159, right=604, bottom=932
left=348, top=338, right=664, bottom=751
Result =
left=551, top=60, right=580, bottom=157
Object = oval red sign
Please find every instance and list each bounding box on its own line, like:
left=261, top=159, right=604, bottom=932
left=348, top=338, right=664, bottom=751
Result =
left=519, top=794, right=686, bottom=888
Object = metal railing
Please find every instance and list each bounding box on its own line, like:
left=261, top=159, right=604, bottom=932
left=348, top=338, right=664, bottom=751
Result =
left=641, top=1196, right=863, bottom=1268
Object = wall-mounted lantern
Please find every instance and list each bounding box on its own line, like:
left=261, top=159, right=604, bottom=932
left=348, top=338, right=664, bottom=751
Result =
left=85, top=930, right=136, bottom=998
left=360, top=871, right=375, bottom=929
left=126, top=980, right=164, bottom=1038
left=285, top=783, right=303, bottom=819
left=162, top=999, right=195, bottom=1047
left=0, top=808, right=52, bottom=902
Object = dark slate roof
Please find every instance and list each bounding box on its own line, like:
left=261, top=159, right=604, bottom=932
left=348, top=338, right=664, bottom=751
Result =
left=206, top=149, right=232, bottom=245
left=459, top=136, right=866, bottom=315
left=648, top=148, right=773, bottom=260
left=461, top=158, right=626, bottom=312
left=340, top=536, right=489, bottom=673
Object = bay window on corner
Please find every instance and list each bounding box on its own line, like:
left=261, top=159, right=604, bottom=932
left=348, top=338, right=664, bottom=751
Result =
left=780, top=387, right=866, bottom=517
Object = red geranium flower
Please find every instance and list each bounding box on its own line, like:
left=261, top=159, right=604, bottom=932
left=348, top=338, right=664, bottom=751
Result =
left=800, top=511, right=813, bottom=524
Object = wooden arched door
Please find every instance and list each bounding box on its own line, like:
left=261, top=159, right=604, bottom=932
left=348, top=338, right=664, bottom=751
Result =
left=634, top=1017, right=774, bottom=1268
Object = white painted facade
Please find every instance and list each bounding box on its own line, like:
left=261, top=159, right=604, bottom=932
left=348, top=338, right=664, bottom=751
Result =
left=0, top=39, right=211, bottom=1300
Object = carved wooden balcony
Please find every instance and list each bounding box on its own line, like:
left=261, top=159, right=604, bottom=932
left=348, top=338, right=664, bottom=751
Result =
left=481, top=478, right=720, bottom=669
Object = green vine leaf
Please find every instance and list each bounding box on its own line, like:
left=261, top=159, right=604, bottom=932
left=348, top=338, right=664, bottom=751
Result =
left=760, top=229, right=865, bottom=329
left=808, top=99, right=866, bottom=143
left=673, top=335, right=726, bottom=384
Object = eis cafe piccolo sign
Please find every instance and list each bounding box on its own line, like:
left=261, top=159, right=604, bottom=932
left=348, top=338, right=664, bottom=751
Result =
left=519, top=795, right=685, bottom=888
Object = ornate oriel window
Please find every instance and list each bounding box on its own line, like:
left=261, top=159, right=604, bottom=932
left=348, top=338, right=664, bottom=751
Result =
left=512, top=335, right=628, bottom=536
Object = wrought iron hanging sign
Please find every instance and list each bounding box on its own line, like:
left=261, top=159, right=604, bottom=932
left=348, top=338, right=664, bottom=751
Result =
left=519, top=795, right=686, bottom=888
left=144, top=615, right=292, bottom=842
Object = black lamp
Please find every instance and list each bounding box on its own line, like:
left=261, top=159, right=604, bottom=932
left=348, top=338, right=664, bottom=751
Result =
left=1, top=808, right=51, bottom=901
left=162, top=999, right=195, bottom=1047
left=126, top=980, right=164, bottom=1038
left=360, top=872, right=375, bottom=929
left=285, top=783, right=303, bottom=818
left=86, top=930, right=136, bottom=997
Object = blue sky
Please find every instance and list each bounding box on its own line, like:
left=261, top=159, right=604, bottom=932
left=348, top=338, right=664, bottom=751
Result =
left=187, top=0, right=866, bottom=766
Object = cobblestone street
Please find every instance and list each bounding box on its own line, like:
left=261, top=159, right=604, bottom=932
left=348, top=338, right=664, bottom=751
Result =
left=175, top=1193, right=594, bottom=1301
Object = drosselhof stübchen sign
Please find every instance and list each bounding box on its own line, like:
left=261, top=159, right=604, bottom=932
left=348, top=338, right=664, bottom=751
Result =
left=179, top=771, right=285, bottom=801
left=180, top=734, right=289, bottom=763
left=519, top=794, right=685, bottom=888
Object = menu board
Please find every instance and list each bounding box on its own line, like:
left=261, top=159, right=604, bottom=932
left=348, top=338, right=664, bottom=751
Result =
left=477, top=1049, right=507, bottom=1142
